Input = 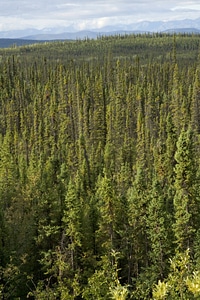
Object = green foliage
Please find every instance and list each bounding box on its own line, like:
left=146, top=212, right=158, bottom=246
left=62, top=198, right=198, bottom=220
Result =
left=83, top=251, right=128, bottom=300
left=152, top=249, right=200, bottom=300
left=186, top=271, right=200, bottom=297
left=110, top=285, right=129, bottom=300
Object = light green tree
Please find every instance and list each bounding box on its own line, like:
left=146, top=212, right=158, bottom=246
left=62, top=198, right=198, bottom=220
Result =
left=153, top=249, right=200, bottom=300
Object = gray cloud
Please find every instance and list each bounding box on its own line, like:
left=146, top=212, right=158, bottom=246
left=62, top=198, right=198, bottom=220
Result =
left=0, top=0, right=200, bottom=30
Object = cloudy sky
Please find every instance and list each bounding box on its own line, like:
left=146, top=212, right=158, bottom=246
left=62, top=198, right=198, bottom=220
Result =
left=0, top=0, right=200, bottom=31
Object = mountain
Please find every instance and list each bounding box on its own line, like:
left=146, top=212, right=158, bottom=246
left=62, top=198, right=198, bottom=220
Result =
left=20, top=27, right=200, bottom=42
left=96, top=18, right=200, bottom=33
left=22, top=30, right=100, bottom=40
left=162, top=28, right=200, bottom=34
left=0, top=18, right=200, bottom=45
left=0, top=28, right=199, bottom=48
left=0, top=28, right=42, bottom=39
left=21, top=30, right=149, bottom=41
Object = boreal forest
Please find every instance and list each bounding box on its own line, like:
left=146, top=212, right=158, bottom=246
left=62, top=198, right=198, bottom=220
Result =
left=1, top=33, right=200, bottom=299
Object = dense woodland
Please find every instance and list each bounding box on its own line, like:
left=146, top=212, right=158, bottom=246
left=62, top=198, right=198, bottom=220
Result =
left=1, top=33, right=200, bottom=299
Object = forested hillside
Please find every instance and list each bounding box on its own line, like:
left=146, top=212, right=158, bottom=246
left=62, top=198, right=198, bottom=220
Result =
left=1, top=33, right=200, bottom=299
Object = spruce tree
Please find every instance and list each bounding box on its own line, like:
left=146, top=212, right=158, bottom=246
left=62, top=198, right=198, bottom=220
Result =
left=146, top=176, right=170, bottom=281
left=173, top=127, right=199, bottom=252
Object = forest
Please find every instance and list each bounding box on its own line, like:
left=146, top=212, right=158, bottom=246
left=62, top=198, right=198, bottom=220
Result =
left=0, top=33, right=200, bottom=299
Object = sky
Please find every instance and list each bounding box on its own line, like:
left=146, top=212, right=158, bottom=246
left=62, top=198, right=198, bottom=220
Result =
left=0, top=0, right=200, bottom=31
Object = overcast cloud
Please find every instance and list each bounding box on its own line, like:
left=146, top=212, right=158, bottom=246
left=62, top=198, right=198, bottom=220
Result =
left=0, top=0, right=200, bottom=31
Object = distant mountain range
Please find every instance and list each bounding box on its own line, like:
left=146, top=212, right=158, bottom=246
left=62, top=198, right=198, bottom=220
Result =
left=20, top=30, right=150, bottom=41
left=0, top=17, right=200, bottom=48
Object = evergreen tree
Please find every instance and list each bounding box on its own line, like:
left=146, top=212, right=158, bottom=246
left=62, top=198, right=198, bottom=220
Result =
left=146, top=176, right=170, bottom=281
left=191, top=66, right=200, bottom=133
left=173, top=127, right=199, bottom=252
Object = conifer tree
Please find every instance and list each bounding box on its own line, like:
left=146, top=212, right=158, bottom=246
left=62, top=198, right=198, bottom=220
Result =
left=191, top=66, right=200, bottom=133
left=173, top=127, right=199, bottom=252
left=127, top=164, right=149, bottom=283
left=96, top=172, right=119, bottom=255
left=171, top=63, right=183, bottom=133
left=146, top=176, right=170, bottom=280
